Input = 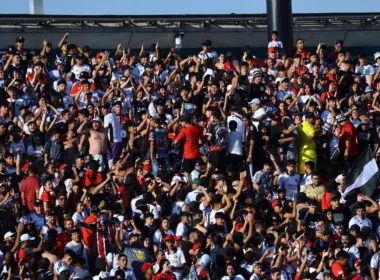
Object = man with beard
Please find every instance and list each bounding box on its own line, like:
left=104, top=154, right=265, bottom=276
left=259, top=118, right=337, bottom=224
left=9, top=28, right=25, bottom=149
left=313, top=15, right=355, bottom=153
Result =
left=77, top=117, right=108, bottom=171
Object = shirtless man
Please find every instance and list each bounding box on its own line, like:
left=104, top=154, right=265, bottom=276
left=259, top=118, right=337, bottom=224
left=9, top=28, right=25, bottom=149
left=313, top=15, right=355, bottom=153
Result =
left=77, top=117, right=108, bottom=171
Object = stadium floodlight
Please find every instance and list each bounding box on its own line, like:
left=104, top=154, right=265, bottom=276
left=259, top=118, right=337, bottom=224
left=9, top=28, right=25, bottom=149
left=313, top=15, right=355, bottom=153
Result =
left=30, top=0, right=44, bottom=14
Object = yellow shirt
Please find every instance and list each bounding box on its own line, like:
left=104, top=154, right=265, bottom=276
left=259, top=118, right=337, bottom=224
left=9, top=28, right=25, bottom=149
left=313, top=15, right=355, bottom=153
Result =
left=305, top=184, right=326, bottom=202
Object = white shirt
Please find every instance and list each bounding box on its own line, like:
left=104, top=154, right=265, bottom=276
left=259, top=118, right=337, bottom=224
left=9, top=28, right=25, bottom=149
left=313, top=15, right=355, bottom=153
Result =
left=165, top=248, right=186, bottom=280
left=268, top=40, right=284, bottom=49
left=227, top=113, right=245, bottom=140
left=175, top=222, right=188, bottom=239
left=252, top=108, right=267, bottom=129
left=110, top=267, right=136, bottom=280
left=104, top=112, right=122, bottom=142
left=356, top=64, right=375, bottom=85
left=42, top=225, right=62, bottom=240
left=106, top=253, right=119, bottom=270
left=226, top=131, right=243, bottom=155
left=300, top=173, right=312, bottom=193
left=198, top=50, right=218, bottom=65
left=70, top=65, right=91, bottom=80
left=278, top=172, right=301, bottom=201
left=53, top=260, right=73, bottom=275
left=221, top=275, right=245, bottom=280
left=65, top=240, right=88, bottom=264
left=348, top=215, right=372, bottom=230
left=370, top=252, right=380, bottom=280
left=186, top=190, right=202, bottom=204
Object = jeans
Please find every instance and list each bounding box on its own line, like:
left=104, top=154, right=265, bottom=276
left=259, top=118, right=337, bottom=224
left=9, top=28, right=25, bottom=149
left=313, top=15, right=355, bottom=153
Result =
left=151, top=157, right=171, bottom=177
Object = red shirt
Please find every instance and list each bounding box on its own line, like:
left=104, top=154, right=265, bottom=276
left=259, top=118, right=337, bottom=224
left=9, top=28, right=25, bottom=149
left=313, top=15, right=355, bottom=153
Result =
left=175, top=125, right=202, bottom=159
left=82, top=170, right=104, bottom=188
left=332, top=262, right=348, bottom=278
left=339, top=121, right=358, bottom=157
left=20, top=176, right=40, bottom=211
left=152, top=273, right=176, bottom=280
left=82, top=215, right=98, bottom=248
left=41, top=191, right=55, bottom=212
left=56, top=232, right=71, bottom=256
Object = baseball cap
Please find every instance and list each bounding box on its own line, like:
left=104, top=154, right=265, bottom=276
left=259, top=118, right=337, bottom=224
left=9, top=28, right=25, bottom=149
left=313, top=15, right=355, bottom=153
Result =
left=215, top=174, right=225, bottom=181
left=91, top=117, right=102, bottom=123
left=268, top=47, right=277, bottom=53
left=360, top=117, right=370, bottom=125
left=374, top=52, right=380, bottom=61
left=271, top=200, right=280, bottom=208
left=48, top=210, right=57, bottom=216
left=201, top=39, right=212, bottom=46
left=79, top=71, right=90, bottom=79
left=364, top=86, right=375, bottom=93
left=192, top=178, right=202, bottom=185
left=323, top=270, right=333, bottom=276
left=4, top=232, right=15, bottom=240
left=141, top=262, right=155, bottom=272
left=192, top=243, right=202, bottom=252
left=335, top=39, right=344, bottom=45
left=330, top=192, right=341, bottom=201
left=34, top=199, right=43, bottom=206
left=58, top=164, right=67, bottom=172
left=20, top=234, right=35, bottom=242
left=248, top=98, right=261, bottom=105
left=253, top=261, right=262, bottom=267
left=16, top=36, right=25, bottom=43
left=164, top=234, right=175, bottom=242
left=336, top=113, right=347, bottom=123
left=22, top=162, right=32, bottom=173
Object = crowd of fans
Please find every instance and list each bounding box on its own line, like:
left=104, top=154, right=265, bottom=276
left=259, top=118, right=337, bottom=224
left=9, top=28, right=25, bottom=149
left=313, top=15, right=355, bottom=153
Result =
left=0, top=30, right=379, bottom=280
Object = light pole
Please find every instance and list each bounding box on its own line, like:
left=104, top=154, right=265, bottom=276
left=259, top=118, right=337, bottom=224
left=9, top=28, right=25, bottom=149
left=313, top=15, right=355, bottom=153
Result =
left=30, top=0, right=44, bottom=14
left=266, top=0, right=294, bottom=50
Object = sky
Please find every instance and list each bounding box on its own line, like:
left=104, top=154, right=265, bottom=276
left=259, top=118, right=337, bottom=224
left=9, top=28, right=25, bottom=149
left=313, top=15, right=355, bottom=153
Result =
left=1, top=0, right=379, bottom=15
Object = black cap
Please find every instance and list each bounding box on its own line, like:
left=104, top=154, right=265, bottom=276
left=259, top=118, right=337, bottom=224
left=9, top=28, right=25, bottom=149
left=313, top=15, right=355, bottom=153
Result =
left=100, top=103, right=111, bottom=109
left=79, top=71, right=90, bottom=79
left=335, top=39, right=344, bottom=45
left=308, top=200, right=318, bottom=207
left=226, top=52, right=233, bottom=57
left=16, top=36, right=25, bottom=43
left=7, top=45, right=16, bottom=54
left=330, top=191, right=341, bottom=201
left=82, top=45, right=91, bottom=52
left=91, top=206, right=99, bottom=212
left=34, top=199, right=43, bottom=206
left=75, top=53, right=84, bottom=59
left=201, top=39, right=212, bottom=46
left=48, top=210, right=57, bottom=216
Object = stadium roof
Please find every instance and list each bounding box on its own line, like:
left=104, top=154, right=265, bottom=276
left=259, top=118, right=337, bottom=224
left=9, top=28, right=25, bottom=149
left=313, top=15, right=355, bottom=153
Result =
left=0, top=13, right=379, bottom=50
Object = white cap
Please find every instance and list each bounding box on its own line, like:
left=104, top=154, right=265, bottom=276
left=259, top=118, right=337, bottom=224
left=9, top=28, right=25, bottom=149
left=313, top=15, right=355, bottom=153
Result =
left=248, top=98, right=261, bottom=105
left=374, top=52, right=380, bottom=61
left=20, top=233, right=35, bottom=242
left=4, top=232, right=15, bottom=240
left=92, top=117, right=103, bottom=123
